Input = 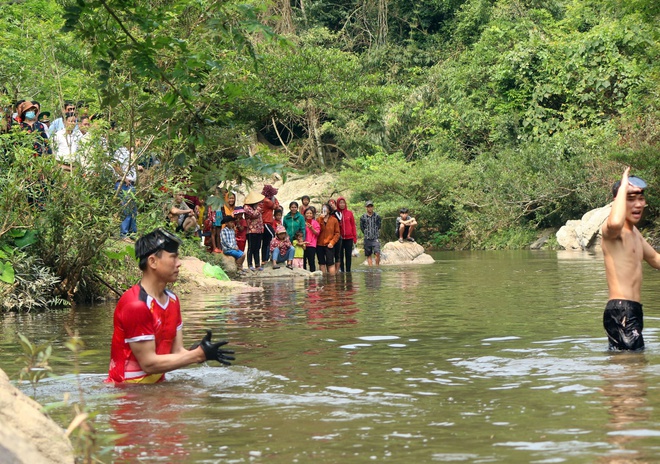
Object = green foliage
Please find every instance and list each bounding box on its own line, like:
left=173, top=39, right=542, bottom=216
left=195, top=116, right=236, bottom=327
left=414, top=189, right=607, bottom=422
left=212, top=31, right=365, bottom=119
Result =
left=1, top=254, right=68, bottom=312
left=341, top=151, right=470, bottom=242
left=1, top=0, right=659, bottom=284
left=16, top=332, right=53, bottom=399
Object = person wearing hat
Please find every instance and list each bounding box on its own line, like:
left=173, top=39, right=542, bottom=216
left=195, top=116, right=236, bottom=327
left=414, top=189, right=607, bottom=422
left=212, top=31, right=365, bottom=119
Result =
left=269, top=225, right=294, bottom=269
left=243, top=190, right=265, bottom=271
left=601, top=168, right=660, bottom=351
left=106, top=229, right=235, bottom=384
left=220, top=215, right=246, bottom=272
left=17, top=100, right=51, bottom=156
left=360, top=201, right=382, bottom=266
left=38, top=111, right=50, bottom=129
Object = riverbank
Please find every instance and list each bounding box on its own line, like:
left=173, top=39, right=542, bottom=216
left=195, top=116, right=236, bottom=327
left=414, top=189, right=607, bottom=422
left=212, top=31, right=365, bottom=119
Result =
left=0, top=369, right=74, bottom=464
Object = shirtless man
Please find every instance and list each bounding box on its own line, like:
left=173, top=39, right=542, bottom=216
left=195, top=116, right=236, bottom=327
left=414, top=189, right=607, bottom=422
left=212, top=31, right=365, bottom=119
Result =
left=601, top=167, right=660, bottom=350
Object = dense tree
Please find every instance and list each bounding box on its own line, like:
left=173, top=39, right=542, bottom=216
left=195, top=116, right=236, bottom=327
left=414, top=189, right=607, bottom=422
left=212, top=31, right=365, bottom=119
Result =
left=1, top=0, right=660, bottom=305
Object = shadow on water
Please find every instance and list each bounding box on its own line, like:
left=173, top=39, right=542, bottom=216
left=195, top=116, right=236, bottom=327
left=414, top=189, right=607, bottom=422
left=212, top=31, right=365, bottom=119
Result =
left=3, top=251, right=660, bottom=462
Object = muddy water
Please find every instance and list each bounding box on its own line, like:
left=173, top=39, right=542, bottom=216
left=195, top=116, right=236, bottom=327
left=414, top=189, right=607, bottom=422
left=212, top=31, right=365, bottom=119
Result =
left=2, top=250, right=660, bottom=463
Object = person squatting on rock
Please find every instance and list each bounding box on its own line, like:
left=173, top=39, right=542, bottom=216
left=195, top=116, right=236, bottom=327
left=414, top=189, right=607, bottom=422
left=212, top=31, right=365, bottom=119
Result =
left=360, top=200, right=382, bottom=266
left=106, top=228, right=235, bottom=384
left=396, top=208, right=417, bottom=243
left=601, top=168, right=660, bottom=350
left=270, top=225, right=294, bottom=269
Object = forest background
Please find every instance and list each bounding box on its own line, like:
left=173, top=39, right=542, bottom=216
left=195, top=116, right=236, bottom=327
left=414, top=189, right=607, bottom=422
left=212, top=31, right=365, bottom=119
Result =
left=0, top=0, right=659, bottom=307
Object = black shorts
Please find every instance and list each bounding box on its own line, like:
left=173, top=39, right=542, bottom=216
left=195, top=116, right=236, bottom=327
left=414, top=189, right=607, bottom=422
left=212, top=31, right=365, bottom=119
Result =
left=316, top=246, right=335, bottom=266
left=334, top=238, right=343, bottom=261
left=364, top=239, right=380, bottom=257
left=603, top=299, right=644, bottom=350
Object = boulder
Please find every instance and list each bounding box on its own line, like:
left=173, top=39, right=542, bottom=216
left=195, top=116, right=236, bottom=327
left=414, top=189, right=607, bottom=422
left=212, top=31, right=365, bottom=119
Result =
left=366, top=241, right=435, bottom=266
left=556, top=204, right=611, bottom=251
left=176, top=257, right=262, bottom=293
left=242, top=262, right=319, bottom=278
left=556, top=220, right=582, bottom=250
left=220, top=254, right=238, bottom=274
left=0, top=369, right=74, bottom=464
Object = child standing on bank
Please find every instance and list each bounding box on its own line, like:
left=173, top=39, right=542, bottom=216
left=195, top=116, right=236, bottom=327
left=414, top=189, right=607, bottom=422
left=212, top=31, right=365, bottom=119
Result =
left=292, top=231, right=306, bottom=269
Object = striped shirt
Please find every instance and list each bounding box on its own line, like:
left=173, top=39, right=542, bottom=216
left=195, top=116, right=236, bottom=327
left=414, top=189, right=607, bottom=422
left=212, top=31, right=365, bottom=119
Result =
left=360, top=212, right=382, bottom=241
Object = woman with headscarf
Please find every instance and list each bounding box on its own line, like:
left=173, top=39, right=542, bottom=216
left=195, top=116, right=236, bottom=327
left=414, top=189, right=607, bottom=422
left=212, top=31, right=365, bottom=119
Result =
left=221, top=191, right=236, bottom=225
left=243, top=190, right=265, bottom=271
left=337, top=196, right=358, bottom=272
left=260, top=184, right=280, bottom=267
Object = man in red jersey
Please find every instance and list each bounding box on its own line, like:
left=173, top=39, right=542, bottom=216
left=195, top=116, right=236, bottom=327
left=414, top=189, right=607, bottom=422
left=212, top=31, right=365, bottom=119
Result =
left=107, top=228, right=235, bottom=384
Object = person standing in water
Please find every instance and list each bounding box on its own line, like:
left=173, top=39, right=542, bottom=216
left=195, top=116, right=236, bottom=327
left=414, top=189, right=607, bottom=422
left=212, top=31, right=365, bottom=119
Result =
left=106, top=228, right=234, bottom=384
left=601, top=167, right=660, bottom=350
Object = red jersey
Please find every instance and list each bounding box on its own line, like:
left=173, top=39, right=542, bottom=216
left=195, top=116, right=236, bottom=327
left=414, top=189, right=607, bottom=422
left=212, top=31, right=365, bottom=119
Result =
left=106, top=284, right=183, bottom=384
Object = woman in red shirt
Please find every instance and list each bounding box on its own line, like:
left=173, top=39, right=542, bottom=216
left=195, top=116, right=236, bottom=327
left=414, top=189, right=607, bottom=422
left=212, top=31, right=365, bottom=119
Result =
left=337, top=197, right=357, bottom=272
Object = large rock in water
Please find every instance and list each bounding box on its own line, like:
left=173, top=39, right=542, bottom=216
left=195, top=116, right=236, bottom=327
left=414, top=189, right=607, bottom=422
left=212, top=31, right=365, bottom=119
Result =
left=0, top=369, right=74, bottom=464
left=368, top=241, right=435, bottom=265
left=556, top=204, right=612, bottom=251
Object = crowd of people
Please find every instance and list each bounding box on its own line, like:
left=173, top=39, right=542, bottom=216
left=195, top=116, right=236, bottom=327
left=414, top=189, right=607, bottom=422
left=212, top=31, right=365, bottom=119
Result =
left=173, top=184, right=417, bottom=275
left=5, top=98, right=420, bottom=268
left=4, top=98, right=156, bottom=238
left=3, top=99, right=97, bottom=164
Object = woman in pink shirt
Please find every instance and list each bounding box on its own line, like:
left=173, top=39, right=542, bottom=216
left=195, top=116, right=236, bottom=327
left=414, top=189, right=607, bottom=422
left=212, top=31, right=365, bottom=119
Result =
left=304, top=206, right=320, bottom=272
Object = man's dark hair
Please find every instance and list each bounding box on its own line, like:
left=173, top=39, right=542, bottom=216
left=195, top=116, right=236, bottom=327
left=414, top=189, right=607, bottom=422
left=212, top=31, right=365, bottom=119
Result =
left=400, top=208, right=409, bottom=214
left=612, top=176, right=647, bottom=198
left=289, top=201, right=299, bottom=208
left=138, top=249, right=163, bottom=271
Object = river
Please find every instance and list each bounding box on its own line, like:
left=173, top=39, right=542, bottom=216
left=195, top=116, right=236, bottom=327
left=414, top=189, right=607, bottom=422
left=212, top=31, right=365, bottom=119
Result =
left=2, top=250, right=660, bottom=463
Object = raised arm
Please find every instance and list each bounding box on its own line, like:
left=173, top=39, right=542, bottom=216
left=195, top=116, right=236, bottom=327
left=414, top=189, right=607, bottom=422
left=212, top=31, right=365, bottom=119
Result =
left=602, top=167, right=631, bottom=240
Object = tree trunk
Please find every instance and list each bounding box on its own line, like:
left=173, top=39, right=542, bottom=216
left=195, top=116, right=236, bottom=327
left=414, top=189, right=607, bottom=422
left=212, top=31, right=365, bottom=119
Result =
left=377, top=0, right=388, bottom=46
left=306, top=100, right=325, bottom=167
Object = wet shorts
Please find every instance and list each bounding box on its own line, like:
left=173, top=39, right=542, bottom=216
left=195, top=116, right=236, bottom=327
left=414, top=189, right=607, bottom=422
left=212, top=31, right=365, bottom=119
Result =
left=316, top=246, right=335, bottom=267
left=364, top=239, right=380, bottom=257
left=603, top=299, right=644, bottom=351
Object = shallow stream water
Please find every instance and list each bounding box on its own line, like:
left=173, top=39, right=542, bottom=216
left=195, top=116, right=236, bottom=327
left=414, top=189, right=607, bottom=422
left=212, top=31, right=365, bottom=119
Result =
left=3, top=250, right=660, bottom=463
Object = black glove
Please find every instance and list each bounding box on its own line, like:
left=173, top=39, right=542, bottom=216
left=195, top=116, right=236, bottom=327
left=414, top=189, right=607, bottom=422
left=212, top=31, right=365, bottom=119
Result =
left=190, top=330, right=235, bottom=366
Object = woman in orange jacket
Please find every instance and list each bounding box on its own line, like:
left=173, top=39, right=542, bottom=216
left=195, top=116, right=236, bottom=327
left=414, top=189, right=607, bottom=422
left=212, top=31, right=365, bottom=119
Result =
left=316, top=203, right=341, bottom=275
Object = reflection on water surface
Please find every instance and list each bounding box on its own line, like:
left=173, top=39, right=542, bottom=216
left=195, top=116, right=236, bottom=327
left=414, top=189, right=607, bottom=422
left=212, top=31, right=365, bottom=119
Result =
left=2, top=250, right=660, bottom=463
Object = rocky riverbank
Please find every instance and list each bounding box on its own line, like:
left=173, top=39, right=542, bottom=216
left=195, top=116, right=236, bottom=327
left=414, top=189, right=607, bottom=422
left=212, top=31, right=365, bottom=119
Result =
left=0, top=369, right=74, bottom=464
